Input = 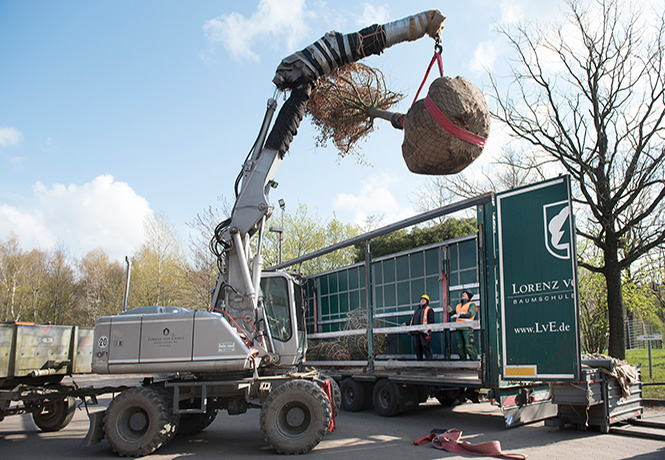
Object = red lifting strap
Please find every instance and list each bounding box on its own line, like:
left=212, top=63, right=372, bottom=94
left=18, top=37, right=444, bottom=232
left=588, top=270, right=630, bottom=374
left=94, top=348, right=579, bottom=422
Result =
left=424, top=95, right=487, bottom=147
left=412, top=50, right=444, bottom=106
left=414, top=429, right=527, bottom=459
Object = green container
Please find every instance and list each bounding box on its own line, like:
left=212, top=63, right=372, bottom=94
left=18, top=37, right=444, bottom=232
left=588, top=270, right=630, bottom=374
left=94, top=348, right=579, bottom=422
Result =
left=0, top=323, right=93, bottom=379
left=0, top=324, right=15, bottom=378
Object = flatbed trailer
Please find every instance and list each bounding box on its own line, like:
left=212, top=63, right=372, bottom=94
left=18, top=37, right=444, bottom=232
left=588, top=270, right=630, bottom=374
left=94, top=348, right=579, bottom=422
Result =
left=273, top=176, right=585, bottom=426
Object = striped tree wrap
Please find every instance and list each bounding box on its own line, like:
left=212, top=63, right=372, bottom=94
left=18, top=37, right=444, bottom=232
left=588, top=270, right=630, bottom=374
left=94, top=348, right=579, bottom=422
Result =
left=273, top=10, right=445, bottom=89
left=402, top=76, right=490, bottom=175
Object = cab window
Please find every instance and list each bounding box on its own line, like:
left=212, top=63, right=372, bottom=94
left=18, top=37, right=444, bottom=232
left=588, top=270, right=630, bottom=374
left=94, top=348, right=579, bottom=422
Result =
left=261, top=277, right=292, bottom=342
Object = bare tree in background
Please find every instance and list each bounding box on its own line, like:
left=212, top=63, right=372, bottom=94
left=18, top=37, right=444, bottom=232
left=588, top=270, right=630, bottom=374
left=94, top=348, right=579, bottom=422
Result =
left=491, top=0, right=665, bottom=358
left=414, top=147, right=549, bottom=220
left=187, top=198, right=232, bottom=309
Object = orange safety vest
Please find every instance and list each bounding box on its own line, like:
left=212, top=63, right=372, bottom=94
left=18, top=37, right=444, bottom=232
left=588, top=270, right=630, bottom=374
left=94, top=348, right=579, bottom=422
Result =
left=410, top=305, right=432, bottom=326
left=455, top=302, right=476, bottom=322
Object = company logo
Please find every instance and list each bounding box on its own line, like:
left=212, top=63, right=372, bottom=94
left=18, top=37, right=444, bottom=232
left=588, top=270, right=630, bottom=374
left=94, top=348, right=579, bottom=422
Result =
left=163, top=328, right=170, bottom=336
left=543, top=201, right=571, bottom=260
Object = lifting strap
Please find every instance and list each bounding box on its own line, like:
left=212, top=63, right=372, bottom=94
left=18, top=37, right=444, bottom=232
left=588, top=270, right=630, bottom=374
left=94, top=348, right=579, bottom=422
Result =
left=412, top=44, right=444, bottom=106
left=409, top=43, right=488, bottom=147
left=414, top=429, right=527, bottom=459
left=424, top=95, right=487, bottom=147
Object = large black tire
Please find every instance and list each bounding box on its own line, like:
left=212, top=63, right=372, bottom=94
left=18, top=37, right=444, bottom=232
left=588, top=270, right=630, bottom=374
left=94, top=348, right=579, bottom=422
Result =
left=177, top=410, right=218, bottom=435
left=260, top=379, right=331, bottom=454
left=434, top=388, right=462, bottom=407
left=104, top=386, right=179, bottom=457
left=32, top=396, right=76, bottom=432
left=340, top=377, right=366, bottom=412
left=318, top=373, right=341, bottom=414
left=372, top=379, right=400, bottom=417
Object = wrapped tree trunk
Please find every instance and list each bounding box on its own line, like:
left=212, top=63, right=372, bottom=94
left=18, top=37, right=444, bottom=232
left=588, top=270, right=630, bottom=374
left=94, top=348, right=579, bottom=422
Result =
left=273, top=10, right=446, bottom=89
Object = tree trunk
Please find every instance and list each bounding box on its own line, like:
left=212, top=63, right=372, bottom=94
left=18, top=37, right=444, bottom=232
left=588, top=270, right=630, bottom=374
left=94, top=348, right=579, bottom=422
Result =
left=604, top=234, right=625, bottom=359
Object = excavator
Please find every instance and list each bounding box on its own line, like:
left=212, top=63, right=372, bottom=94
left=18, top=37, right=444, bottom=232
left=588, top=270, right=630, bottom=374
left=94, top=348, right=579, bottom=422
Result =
left=87, top=10, right=446, bottom=456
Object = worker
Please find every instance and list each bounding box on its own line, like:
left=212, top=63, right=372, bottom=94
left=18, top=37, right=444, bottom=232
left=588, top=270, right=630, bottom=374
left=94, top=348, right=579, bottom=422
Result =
left=409, top=294, right=435, bottom=360
left=451, top=290, right=477, bottom=361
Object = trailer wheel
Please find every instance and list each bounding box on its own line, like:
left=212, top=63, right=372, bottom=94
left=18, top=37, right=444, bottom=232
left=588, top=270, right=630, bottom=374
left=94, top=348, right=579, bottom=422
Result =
left=177, top=410, right=218, bottom=436
left=260, top=379, right=331, bottom=454
left=104, top=386, right=178, bottom=457
left=32, top=396, right=76, bottom=432
left=372, top=379, right=400, bottom=417
left=340, top=377, right=366, bottom=412
left=434, top=388, right=462, bottom=407
left=319, top=373, right=341, bottom=414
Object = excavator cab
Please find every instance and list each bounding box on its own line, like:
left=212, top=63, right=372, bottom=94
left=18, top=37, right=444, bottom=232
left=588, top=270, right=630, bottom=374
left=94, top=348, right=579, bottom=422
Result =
left=260, top=272, right=307, bottom=367
left=209, top=271, right=306, bottom=368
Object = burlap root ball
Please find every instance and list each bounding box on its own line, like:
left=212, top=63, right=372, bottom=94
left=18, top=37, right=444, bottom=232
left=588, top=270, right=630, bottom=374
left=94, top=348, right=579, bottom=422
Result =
left=402, top=76, right=490, bottom=175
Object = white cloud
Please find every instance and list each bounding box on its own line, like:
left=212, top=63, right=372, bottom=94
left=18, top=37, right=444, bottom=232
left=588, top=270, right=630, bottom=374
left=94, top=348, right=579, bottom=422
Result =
left=40, top=137, right=57, bottom=153
left=203, top=0, right=312, bottom=62
left=356, top=4, right=390, bottom=27
left=469, top=40, right=498, bottom=74
left=500, top=0, right=525, bottom=26
left=0, top=127, right=23, bottom=147
left=9, top=156, right=24, bottom=167
left=0, top=175, right=152, bottom=262
left=333, top=173, right=414, bottom=227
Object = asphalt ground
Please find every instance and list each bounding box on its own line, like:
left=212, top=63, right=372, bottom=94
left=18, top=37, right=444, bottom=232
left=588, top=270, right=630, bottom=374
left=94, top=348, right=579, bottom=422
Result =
left=1, top=375, right=664, bottom=459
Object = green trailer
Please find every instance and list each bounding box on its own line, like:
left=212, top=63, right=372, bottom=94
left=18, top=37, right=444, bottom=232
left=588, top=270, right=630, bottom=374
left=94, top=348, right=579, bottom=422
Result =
left=273, top=176, right=583, bottom=426
left=0, top=322, right=96, bottom=431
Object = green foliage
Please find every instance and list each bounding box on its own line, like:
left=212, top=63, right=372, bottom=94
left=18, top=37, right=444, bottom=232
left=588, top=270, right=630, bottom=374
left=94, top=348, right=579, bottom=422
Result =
left=625, top=348, right=665, bottom=399
left=352, top=217, right=477, bottom=262
left=77, top=249, right=126, bottom=323
left=578, top=266, right=609, bottom=354
left=0, top=234, right=83, bottom=325
left=578, top=242, right=665, bottom=354
left=622, top=260, right=664, bottom=330
left=129, top=212, right=207, bottom=311
left=263, top=203, right=361, bottom=276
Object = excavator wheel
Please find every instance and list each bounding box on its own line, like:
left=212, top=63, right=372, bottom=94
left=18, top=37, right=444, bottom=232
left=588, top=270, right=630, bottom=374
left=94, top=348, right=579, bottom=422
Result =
left=104, top=386, right=178, bottom=457
left=177, top=409, right=218, bottom=435
left=260, top=379, right=331, bottom=454
left=32, top=396, right=76, bottom=432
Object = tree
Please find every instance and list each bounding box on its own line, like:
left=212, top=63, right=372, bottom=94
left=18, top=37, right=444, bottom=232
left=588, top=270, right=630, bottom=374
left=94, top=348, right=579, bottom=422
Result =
left=23, top=248, right=48, bottom=323
left=352, top=218, right=477, bottom=262
left=646, top=248, right=665, bottom=325
left=130, top=213, right=192, bottom=309
left=187, top=199, right=232, bottom=310
left=0, top=235, right=78, bottom=324
left=490, top=0, right=665, bottom=358
left=77, top=249, right=125, bottom=323
left=416, top=148, right=551, bottom=205
left=0, top=234, right=25, bottom=321
left=578, top=265, right=610, bottom=354
left=43, top=246, right=77, bottom=325
left=263, top=203, right=360, bottom=276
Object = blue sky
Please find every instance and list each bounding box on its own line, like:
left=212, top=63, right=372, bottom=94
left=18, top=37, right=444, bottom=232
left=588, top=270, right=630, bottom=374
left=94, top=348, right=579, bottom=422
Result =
left=0, top=0, right=583, bottom=261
